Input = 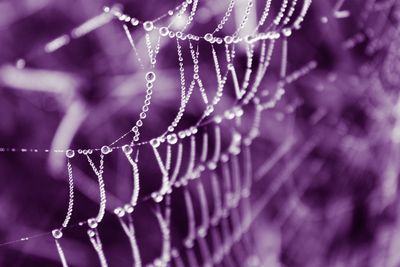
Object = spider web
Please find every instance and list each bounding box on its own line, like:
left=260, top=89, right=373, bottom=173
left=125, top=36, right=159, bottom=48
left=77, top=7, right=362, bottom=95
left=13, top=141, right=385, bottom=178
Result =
left=1, top=0, right=395, bottom=266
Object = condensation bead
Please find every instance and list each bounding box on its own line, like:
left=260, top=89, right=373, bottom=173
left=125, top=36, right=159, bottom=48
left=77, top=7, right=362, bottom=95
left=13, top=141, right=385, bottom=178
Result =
left=52, top=229, right=63, bottom=239
left=181, top=179, right=188, bottom=186
left=190, top=127, right=198, bottom=134
left=214, top=116, right=222, bottom=124
left=234, top=107, right=244, bottom=117
left=168, top=31, right=175, bottom=38
left=282, top=28, right=292, bottom=37
left=154, top=259, right=163, bottom=267
left=198, top=227, right=206, bottom=237
left=207, top=161, right=217, bottom=170
left=176, top=31, right=183, bottom=39
left=15, top=58, right=26, bottom=69
left=221, top=154, right=229, bottom=162
left=216, top=38, right=223, bottom=44
left=159, top=27, right=169, bottom=37
left=114, top=207, right=125, bottom=217
left=168, top=10, right=174, bottom=16
left=131, top=18, right=139, bottom=26
left=184, top=239, right=194, bottom=248
left=136, top=120, right=143, bottom=127
left=204, top=33, right=213, bottom=42
left=101, top=145, right=112, bottom=154
left=244, top=35, right=252, bottom=43
left=199, top=164, right=205, bottom=172
left=87, top=218, right=98, bottom=229
left=224, top=110, right=235, bottom=120
left=143, top=21, right=154, bottom=31
left=171, top=249, right=179, bottom=258
left=204, top=106, right=214, bottom=116
left=122, top=144, right=133, bottom=154
left=150, top=138, right=160, bottom=148
left=66, top=149, right=75, bottom=158
left=224, top=36, right=233, bottom=44
left=132, top=126, right=139, bottom=132
left=145, top=71, right=156, bottom=83
left=87, top=229, right=96, bottom=238
left=178, top=131, right=186, bottom=139
left=151, top=192, right=163, bottom=203
left=146, top=82, right=154, bottom=89
left=124, top=204, right=134, bottom=213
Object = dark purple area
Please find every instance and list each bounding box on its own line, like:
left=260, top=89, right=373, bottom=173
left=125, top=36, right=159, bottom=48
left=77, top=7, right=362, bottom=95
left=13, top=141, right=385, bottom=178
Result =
left=0, top=1, right=400, bottom=267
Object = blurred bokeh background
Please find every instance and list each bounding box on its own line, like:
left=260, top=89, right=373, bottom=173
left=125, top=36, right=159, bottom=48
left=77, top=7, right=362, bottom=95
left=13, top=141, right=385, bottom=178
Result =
left=1, top=0, right=400, bottom=266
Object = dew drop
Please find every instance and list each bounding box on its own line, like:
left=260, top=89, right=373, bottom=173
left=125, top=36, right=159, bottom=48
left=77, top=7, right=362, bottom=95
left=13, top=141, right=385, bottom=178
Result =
left=145, top=71, right=156, bottom=83
left=103, top=6, right=110, bottom=13
left=214, top=116, right=222, bottom=124
left=190, top=127, right=198, bottom=135
left=167, top=133, right=178, bottom=144
left=207, top=161, right=217, bottom=170
left=224, top=36, right=233, bottom=44
left=87, top=218, right=98, bottom=229
left=184, top=238, right=194, bottom=248
left=224, top=110, right=235, bottom=120
left=143, top=21, right=154, bottom=32
left=151, top=192, right=163, bottom=203
left=101, top=145, right=112, bottom=154
left=114, top=207, right=125, bottom=217
left=154, top=259, right=163, bottom=267
left=131, top=18, right=139, bottom=26
left=87, top=229, right=96, bottom=237
left=204, top=33, right=213, bottom=42
left=52, top=229, right=63, bottom=239
left=150, top=138, right=160, bottom=148
left=124, top=204, right=134, bottom=213
left=159, top=27, right=169, bottom=37
left=66, top=149, right=75, bottom=158
left=168, top=31, right=175, bottom=38
left=122, top=144, right=133, bottom=155
left=168, top=10, right=174, bottom=16
left=282, top=28, right=292, bottom=37
left=15, top=59, right=26, bottom=69
left=178, top=131, right=186, bottom=139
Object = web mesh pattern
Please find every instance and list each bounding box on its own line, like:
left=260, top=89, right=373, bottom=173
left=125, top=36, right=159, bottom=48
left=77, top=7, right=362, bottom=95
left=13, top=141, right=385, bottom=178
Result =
left=1, top=0, right=400, bottom=267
